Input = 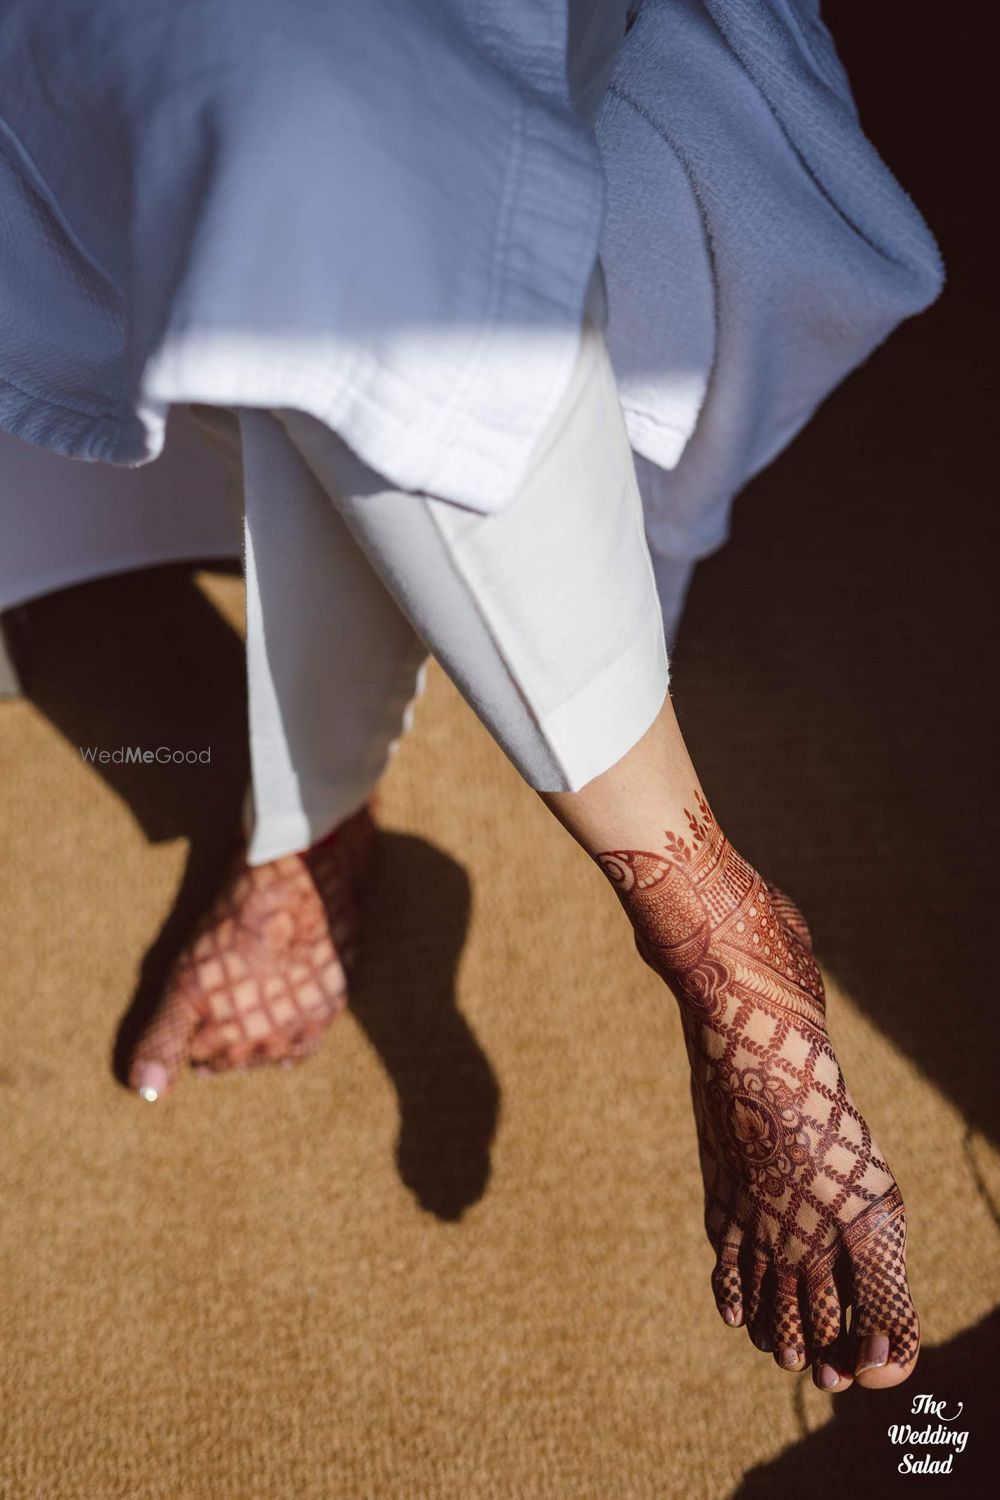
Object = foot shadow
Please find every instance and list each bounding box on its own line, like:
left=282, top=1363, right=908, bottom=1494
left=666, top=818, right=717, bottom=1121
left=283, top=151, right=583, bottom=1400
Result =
left=349, top=830, right=500, bottom=1222
left=732, top=1309, right=997, bottom=1498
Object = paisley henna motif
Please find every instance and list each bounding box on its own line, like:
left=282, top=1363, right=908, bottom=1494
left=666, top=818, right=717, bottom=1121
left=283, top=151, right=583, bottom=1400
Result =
left=598, top=794, right=919, bottom=1377
left=599, top=802, right=825, bottom=1029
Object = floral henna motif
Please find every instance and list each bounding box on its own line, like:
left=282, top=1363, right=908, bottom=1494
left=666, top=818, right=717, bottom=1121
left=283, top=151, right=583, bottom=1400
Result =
left=129, top=807, right=374, bottom=1089
left=709, top=1066, right=811, bottom=1198
left=597, top=794, right=919, bottom=1377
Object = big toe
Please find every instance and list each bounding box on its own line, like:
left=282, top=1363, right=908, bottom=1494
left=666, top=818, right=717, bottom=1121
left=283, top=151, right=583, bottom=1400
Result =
left=854, top=1310, right=921, bottom=1389
left=128, top=984, right=203, bottom=1101
left=848, top=1189, right=921, bottom=1388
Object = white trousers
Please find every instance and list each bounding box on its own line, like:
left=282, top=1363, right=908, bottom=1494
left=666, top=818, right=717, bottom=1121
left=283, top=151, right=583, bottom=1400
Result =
left=231, top=281, right=670, bottom=865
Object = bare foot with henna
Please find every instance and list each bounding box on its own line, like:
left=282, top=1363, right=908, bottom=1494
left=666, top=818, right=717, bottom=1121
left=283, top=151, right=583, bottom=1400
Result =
left=129, top=807, right=374, bottom=1099
left=597, top=792, right=919, bottom=1392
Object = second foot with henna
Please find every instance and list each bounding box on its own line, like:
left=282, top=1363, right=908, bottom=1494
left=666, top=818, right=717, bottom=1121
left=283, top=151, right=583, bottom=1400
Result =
left=599, top=793, right=920, bottom=1392
left=129, top=807, right=374, bottom=1100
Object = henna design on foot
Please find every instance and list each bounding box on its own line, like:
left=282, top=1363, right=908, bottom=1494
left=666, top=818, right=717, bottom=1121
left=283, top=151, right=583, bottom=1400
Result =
left=128, top=807, right=374, bottom=1097
left=598, top=794, right=919, bottom=1387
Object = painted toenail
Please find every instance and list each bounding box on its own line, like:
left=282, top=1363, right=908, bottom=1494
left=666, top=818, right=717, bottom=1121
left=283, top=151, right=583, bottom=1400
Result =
left=136, top=1061, right=169, bottom=1101
left=780, top=1348, right=799, bottom=1368
left=723, top=1307, right=736, bottom=1326
left=818, top=1364, right=839, bottom=1390
left=857, top=1334, right=889, bottom=1372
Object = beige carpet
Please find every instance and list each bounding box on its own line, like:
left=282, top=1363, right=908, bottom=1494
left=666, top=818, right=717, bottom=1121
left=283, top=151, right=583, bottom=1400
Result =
left=2, top=23, right=998, bottom=1488
left=2, top=509, right=997, bottom=1499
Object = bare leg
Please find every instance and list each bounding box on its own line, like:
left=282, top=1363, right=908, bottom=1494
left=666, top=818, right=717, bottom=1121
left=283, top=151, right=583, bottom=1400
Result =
left=544, top=695, right=919, bottom=1393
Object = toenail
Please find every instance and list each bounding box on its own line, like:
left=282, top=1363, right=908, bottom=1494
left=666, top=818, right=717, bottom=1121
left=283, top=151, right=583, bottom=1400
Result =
left=780, top=1348, right=799, bottom=1369
left=136, top=1061, right=169, bottom=1102
left=857, top=1334, right=889, bottom=1372
left=723, top=1307, right=736, bottom=1326
left=818, top=1364, right=839, bottom=1390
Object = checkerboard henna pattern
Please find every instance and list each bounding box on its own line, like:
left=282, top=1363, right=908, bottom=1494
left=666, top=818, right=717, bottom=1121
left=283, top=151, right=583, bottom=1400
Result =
left=129, top=807, right=374, bottom=1095
left=597, top=793, right=920, bottom=1390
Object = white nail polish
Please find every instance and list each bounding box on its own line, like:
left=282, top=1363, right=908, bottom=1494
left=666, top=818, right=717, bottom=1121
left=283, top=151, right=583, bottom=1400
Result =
left=138, top=1085, right=159, bottom=1102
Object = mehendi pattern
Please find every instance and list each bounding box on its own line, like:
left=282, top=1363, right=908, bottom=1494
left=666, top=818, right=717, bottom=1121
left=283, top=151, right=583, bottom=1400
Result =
left=598, top=794, right=919, bottom=1375
left=129, top=806, right=373, bottom=1090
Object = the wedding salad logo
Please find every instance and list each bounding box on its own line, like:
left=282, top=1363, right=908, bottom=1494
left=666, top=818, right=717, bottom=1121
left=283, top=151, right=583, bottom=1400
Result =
left=889, top=1393, right=969, bottom=1475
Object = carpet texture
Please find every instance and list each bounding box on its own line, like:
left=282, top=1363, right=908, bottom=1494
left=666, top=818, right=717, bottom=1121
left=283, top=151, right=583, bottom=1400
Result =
left=2, top=467, right=997, bottom=1498
left=2, top=10, right=997, bottom=1495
